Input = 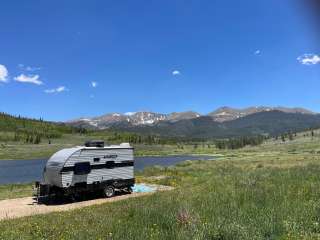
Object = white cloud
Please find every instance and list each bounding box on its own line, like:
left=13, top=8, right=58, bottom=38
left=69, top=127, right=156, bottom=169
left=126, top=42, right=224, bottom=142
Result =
left=14, top=74, right=43, bottom=85
left=56, top=86, right=67, bottom=92
left=172, top=70, right=181, bottom=76
left=0, top=64, right=8, bottom=83
left=297, top=54, right=320, bottom=65
left=18, top=64, right=41, bottom=72
left=91, top=81, right=98, bottom=88
left=254, top=50, right=261, bottom=55
left=44, top=86, right=68, bottom=94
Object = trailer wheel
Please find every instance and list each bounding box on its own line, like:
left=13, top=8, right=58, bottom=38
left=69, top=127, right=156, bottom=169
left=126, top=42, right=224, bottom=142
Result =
left=126, top=186, right=133, bottom=194
left=103, top=186, right=115, bottom=198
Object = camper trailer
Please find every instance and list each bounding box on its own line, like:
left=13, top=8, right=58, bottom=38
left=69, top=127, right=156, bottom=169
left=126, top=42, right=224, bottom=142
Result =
left=35, top=141, right=134, bottom=201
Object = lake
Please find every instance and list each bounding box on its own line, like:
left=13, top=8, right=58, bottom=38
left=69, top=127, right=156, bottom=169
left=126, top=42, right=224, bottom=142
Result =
left=0, top=155, right=215, bottom=184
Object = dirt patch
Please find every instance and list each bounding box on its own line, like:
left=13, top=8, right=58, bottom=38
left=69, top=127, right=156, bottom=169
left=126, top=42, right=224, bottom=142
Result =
left=0, top=184, right=173, bottom=221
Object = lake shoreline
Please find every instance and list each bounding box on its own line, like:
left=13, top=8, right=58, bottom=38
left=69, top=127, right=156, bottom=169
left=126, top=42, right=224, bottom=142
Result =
left=0, top=155, right=216, bottom=185
left=0, top=153, right=220, bottom=161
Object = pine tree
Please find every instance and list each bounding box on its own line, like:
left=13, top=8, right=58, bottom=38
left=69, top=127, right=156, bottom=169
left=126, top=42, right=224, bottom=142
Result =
left=34, top=134, right=41, bottom=144
left=288, top=132, right=293, bottom=141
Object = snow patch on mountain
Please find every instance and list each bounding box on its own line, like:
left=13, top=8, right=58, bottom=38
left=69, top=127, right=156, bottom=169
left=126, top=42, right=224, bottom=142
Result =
left=67, top=107, right=315, bottom=129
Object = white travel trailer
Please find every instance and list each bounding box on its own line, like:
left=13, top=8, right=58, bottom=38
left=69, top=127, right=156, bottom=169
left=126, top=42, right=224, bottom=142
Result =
left=35, top=141, right=134, bottom=201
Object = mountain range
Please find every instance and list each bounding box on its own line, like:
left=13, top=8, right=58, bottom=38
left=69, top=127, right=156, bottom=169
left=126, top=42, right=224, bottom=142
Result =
left=68, top=106, right=315, bottom=129
left=68, top=111, right=201, bottom=129
left=66, top=106, right=320, bottom=138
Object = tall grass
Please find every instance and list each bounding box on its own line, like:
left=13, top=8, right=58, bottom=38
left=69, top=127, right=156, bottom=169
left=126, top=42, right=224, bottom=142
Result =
left=0, top=183, right=33, bottom=201
left=1, top=159, right=320, bottom=239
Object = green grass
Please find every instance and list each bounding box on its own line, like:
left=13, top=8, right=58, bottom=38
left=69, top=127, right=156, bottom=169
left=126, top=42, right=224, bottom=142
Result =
left=1, top=131, right=320, bottom=239
left=0, top=133, right=217, bottom=160
left=0, top=134, right=87, bottom=160
left=1, top=158, right=320, bottom=239
left=0, top=183, right=33, bottom=201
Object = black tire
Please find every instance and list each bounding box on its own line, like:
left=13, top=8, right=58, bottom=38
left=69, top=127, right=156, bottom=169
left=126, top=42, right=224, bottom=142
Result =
left=73, top=192, right=84, bottom=202
left=103, top=185, right=115, bottom=198
left=126, top=186, right=133, bottom=194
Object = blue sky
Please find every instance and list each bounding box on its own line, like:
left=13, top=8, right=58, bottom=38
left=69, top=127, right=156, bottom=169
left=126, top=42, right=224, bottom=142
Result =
left=0, top=0, right=319, bottom=121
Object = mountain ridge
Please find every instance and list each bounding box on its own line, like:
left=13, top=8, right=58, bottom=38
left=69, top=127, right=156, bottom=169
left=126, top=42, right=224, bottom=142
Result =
left=108, top=110, right=320, bottom=138
left=67, top=106, right=316, bottom=129
left=208, top=106, right=315, bottom=122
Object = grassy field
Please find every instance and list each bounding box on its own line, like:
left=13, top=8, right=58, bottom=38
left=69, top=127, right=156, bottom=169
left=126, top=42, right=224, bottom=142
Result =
left=0, top=183, right=33, bottom=201
left=0, top=133, right=217, bottom=160
left=0, top=131, right=320, bottom=239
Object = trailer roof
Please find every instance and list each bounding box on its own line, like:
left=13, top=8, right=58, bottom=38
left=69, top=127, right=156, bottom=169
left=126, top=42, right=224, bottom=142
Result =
left=47, top=143, right=133, bottom=164
left=47, top=147, right=82, bottom=164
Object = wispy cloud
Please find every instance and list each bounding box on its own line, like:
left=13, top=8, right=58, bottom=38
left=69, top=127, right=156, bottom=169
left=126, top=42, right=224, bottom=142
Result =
left=172, top=70, right=181, bottom=76
left=0, top=64, right=8, bottom=83
left=14, top=74, right=43, bottom=85
left=91, top=81, right=98, bottom=88
left=18, top=64, right=41, bottom=72
left=297, top=54, right=320, bottom=65
left=254, top=50, right=261, bottom=55
left=44, top=86, right=68, bottom=94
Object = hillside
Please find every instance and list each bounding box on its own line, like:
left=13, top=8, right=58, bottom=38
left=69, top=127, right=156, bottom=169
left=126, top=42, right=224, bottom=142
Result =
left=224, top=110, right=320, bottom=136
left=67, top=106, right=314, bottom=129
left=2, top=109, right=320, bottom=141
left=0, top=112, right=209, bottom=160
left=0, top=112, right=82, bottom=141
left=1, top=128, right=320, bottom=239
left=68, top=111, right=199, bottom=129
left=110, top=111, right=320, bottom=138
left=208, top=106, right=314, bottom=122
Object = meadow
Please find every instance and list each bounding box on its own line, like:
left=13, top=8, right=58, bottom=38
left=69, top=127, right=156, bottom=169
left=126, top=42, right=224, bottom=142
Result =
left=0, top=131, right=320, bottom=239
left=0, top=183, right=33, bottom=201
left=0, top=112, right=217, bottom=160
left=0, top=132, right=217, bottom=160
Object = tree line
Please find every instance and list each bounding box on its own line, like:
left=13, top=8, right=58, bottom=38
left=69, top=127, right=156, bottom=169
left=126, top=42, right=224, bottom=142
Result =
left=274, top=128, right=316, bottom=142
left=0, top=112, right=87, bottom=144
left=103, top=131, right=182, bottom=145
left=215, top=135, right=266, bottom=149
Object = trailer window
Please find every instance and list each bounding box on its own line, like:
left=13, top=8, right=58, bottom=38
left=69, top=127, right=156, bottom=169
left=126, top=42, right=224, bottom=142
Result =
left=106, top=161, right=115, bottom=169
left=74, top=162, right=91, bottom=175
left=93, top=157, right=100, bottom=162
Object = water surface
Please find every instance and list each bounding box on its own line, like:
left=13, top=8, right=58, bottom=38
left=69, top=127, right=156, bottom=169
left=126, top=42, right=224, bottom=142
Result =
left=0, top=155, right=214, bottom=184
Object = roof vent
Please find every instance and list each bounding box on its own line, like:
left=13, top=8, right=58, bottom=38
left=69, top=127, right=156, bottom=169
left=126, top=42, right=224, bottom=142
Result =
left=85, top=140, right=105, bottom=148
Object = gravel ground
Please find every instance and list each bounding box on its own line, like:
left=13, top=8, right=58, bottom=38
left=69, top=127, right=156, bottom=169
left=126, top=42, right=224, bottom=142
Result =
left=0, top=184, right=173, bottom=221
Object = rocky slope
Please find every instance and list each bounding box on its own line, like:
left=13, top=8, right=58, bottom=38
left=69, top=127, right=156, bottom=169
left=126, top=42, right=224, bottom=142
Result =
left=68, top=111, right=201, bottom=129
left=208, top=106, right=314, bottom=122
left=67, top=106, right=315, bottom=130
